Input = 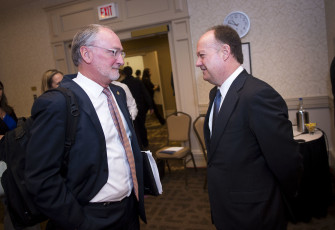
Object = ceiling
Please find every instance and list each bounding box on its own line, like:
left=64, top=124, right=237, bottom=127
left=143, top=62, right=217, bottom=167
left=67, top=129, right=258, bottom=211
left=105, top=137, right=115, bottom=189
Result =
left=0, top=0, right=77, bottom=11
left=0, top=0, right=36, bottom=10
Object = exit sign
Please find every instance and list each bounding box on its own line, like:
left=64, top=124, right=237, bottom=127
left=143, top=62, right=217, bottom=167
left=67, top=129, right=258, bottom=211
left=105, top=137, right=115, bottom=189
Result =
left=98, top=3, right=118, bottom=20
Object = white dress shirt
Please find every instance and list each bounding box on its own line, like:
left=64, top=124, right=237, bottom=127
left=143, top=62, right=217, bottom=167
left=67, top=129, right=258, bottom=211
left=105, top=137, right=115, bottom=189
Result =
left=112, top=81, right=138, bottom=120
left=73, top=72, right=133, bottom=202
left=209, top=66, right=244, bottom=135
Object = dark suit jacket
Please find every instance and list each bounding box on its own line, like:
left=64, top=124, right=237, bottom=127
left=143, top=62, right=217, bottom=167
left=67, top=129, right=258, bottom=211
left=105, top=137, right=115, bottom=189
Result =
left=122, top=75, right=153, bottom=115
left=204, top=70, right=302, bottom=230
left=25, top=75, right=146, bottom=229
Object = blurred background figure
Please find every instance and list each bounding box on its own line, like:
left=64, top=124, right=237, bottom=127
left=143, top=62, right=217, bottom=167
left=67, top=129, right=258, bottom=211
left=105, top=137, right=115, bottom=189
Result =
left=122, top=66, right=153, bottom=149
left=0, top=81, right=17, bottom=137
left=330, top=56, right=335, bottom=124
left=142, top=68, right=165, bottom=125
left=135, top=69, right=141, bottom=79
left=113, top=69, right=138, bottom=120
left=41, top=69, right=64, bottom=93
left=0, top=81, right=40, bottom=230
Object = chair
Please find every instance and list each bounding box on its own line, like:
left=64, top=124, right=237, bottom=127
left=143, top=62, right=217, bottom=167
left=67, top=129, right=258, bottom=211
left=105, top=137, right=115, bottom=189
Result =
left=193, top=115, right=207, bottom=189
left=156, top=111, right=197, bottom=185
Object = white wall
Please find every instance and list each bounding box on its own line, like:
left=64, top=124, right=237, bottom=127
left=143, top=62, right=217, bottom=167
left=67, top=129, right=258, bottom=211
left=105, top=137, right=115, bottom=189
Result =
left=124, top=56, right=144, bottom=74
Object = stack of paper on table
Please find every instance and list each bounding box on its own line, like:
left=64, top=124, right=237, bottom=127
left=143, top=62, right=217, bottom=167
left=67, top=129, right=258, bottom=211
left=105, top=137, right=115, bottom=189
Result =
left=160, top=147, right=184, bottom=154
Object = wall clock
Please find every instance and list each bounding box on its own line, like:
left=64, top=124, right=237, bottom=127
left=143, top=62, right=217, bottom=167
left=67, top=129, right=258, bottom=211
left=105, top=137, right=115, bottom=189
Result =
left=223, top=11, right=250, bottom=38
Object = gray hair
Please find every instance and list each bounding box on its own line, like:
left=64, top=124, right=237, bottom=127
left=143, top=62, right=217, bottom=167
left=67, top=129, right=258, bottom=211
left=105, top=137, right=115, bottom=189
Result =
left=71, top=24, right=111, bottom=67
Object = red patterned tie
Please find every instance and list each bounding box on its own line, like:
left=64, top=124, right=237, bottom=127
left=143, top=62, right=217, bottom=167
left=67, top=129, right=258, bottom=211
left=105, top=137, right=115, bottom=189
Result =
left=102, top=87, right=139, bottom=201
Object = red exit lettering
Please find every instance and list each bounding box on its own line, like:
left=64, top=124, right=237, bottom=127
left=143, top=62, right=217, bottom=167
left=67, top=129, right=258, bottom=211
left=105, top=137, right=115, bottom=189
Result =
left=98, top=3, right=117, bottom=20
left=100, top=6, right=112, bottom=18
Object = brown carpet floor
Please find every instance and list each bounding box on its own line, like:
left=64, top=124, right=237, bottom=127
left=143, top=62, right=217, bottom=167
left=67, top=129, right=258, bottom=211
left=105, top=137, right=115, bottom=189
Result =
left=142, top=114, right=335, bottom=230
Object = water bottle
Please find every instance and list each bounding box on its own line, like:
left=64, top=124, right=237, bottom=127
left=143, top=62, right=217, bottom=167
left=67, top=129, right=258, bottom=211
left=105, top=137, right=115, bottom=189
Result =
left=296, top=98, right=309, bottom=132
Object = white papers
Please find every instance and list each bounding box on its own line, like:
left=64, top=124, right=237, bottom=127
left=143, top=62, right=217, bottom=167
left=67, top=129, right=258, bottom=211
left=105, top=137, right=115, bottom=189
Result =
left=160, top=146, right=183, bottom=154
left=164, top=147, right=183, bottom=151
left=143, top=150, right=163, bottom=195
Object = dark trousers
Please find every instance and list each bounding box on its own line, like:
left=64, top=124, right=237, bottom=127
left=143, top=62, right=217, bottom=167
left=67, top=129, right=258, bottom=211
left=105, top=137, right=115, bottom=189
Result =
left=152, top=101, right=165, bottom=125
left=46, top=192, right=139, bottom=230
left=134, top=111, right=148, bottom=148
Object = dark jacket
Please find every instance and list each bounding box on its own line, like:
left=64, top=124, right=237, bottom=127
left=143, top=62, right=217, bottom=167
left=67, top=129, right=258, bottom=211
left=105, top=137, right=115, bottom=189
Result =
left=122, top=75, right=153, bottom=114
left=25, top=75, right=146, bottom=229
left=204, top=70, right=303, bottom=230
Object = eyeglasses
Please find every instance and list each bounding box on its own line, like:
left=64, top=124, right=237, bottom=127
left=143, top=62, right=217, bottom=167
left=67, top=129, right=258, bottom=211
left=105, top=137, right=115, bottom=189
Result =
left=88, top=45, right=126, bottom=58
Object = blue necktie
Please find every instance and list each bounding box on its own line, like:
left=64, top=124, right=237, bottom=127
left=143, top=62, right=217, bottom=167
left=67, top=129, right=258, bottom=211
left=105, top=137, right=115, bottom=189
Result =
left=212, top=89, right=221, bottom=130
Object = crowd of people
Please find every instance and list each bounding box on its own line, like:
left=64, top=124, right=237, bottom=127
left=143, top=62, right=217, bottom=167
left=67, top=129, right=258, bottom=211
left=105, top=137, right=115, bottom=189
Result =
left=2, top=22, right=332, bottom=230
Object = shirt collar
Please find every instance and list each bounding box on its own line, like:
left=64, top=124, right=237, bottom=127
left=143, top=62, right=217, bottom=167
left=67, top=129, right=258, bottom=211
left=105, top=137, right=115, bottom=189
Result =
left=74, top=72, right=105, bottom=98
left=217, top=66, right=244, bottom=96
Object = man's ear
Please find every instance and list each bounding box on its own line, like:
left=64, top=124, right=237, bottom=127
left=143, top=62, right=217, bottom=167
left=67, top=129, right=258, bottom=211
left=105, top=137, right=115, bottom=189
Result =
left=222, top=44, right=230, bottom=61
left=80, top=46, right=93, bottom=64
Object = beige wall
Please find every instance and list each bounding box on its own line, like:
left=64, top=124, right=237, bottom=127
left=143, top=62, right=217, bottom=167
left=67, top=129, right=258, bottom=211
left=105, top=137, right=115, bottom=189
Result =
left=325, top=0, right=335, bottom=64
left=0, top=0, right=70, bottom=117
left=188, top=0, right=329, bottom=105
left=0, top=0, right=332, bottom=116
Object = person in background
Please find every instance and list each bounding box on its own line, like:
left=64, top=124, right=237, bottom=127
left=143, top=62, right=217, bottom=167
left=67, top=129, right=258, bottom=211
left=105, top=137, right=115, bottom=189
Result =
left=0, top=81, right=17, bottom=137
left=41, top=69, right=64, bottom=93
left=122, top=66, right=153, bottom=149
left=135, top=69, right=141, bottom=79
left=113, top=69, right=138, bottom=120
left=25, top=24, right=146, bottom=229
left=330, top=56, right=335, bottom=123
left=0, top=81, right=41, bottom=230
left=196, top=25, right=303, bottom=230
left=141, top=68, right=165, bottom=125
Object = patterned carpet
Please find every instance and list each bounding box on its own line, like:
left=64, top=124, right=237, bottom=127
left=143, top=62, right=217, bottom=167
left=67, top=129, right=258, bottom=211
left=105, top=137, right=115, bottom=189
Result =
left=142, top=114, right=214, bottom=229
left=143, top=114, right=335, bottom=230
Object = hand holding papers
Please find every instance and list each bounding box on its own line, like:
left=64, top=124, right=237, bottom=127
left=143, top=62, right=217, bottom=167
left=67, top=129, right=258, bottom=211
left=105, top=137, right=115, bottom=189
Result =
left=142, top=150, right=163, bottom=196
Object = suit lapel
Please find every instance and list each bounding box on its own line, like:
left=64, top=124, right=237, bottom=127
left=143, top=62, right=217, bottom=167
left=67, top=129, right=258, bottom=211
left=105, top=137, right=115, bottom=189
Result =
left=208, top=71, right=249, bottom=162
left=61, top=75, right=105, bottom=138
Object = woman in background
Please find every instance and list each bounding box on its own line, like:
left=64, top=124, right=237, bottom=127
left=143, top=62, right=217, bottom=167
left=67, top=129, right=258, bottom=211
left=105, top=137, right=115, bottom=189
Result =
left=41, top=69, right=64, bottom=93
left=0, top=81, right=17, bottom=136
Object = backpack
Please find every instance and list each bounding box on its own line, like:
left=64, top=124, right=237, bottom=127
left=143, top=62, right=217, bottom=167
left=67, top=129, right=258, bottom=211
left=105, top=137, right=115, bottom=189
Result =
left=0, top=87, right=79, bottom=229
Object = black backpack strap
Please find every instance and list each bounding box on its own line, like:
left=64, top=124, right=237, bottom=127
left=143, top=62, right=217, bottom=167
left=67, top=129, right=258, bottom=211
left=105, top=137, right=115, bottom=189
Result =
left=46, top=87, right=79, bottom=173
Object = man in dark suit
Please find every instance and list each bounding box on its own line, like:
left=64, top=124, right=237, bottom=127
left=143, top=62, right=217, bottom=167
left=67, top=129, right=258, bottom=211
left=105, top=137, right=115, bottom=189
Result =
left=122, top=66, right=153, bottom=149
left=196, top=25, right=303, bottom=230
left=25, top=24, right=146, bottom=229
